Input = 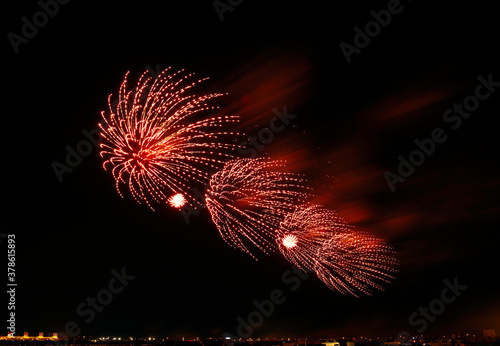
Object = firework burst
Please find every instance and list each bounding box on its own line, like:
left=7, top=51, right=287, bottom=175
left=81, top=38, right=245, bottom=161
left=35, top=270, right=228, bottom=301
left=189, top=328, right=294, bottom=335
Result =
left=205, top=158, right=310, bottom=259
left=277, top=204, right=351, bottom=271
left=315, top=230, right=398, bottom=296
left=277, top=204, right=397, bottom=296
left=98, top=67, right=240, bottom=209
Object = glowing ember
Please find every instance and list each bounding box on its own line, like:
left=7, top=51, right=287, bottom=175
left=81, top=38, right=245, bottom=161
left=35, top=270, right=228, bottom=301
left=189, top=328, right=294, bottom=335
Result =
left=168, top=193, right=187, bottom=208
left=282, top=234, right=298, bottom=249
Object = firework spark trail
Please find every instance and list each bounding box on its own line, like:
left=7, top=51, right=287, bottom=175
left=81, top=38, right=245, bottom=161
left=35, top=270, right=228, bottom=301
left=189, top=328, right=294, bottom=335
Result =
left=205, top=158, right=311, bottom=259
left=277, top=204, right=397, bottom=296
left=99, top=68, right=240, bottom=210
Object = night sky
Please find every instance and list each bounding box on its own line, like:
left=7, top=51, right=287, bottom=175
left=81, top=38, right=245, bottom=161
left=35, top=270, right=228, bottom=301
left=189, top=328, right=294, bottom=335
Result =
left=3, top=0, right=500, bottom=340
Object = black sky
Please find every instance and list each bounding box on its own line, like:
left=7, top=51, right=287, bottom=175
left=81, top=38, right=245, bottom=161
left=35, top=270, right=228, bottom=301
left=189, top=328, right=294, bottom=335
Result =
left=2, top=0, right=500, bottom=340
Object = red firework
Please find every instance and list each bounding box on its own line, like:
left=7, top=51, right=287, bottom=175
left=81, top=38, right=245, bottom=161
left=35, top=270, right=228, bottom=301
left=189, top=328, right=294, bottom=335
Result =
left=205, top=158, right=310, bottom=259
left=98, top=68, right=240, bottom=209
left=315, top=230, right=398, bottom=296
left=278, top=204, right=397, bottom=296
left=277, top=204, right=351, bottom=271
left=96, top=67, right=399, bottom=297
